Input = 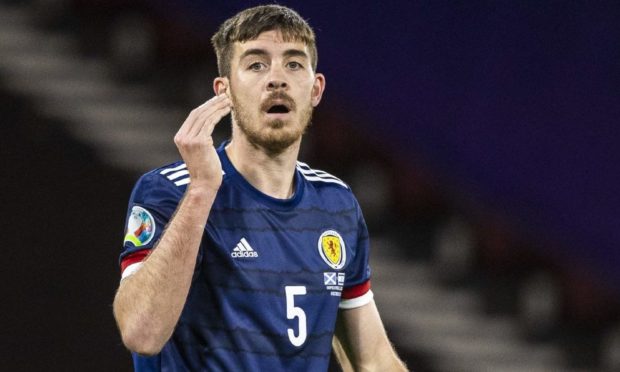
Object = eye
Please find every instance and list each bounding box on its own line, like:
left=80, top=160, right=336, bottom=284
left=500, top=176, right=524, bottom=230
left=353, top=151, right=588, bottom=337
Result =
left=287, top=61, right=303, bottom=70
left=249, top=62, right=266, bottom=71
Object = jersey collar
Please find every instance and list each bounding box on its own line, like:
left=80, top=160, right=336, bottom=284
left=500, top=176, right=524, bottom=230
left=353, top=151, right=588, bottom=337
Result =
left=217, top=141, right=305, bottom=210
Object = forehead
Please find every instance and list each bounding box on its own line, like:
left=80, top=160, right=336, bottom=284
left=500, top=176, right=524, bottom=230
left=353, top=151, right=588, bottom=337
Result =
left=232, top=30, right=310, bottom=59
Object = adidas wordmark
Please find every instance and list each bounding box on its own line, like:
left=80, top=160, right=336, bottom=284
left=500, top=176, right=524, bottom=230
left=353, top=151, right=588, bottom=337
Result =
left=231, top=238, right=258, bottom=258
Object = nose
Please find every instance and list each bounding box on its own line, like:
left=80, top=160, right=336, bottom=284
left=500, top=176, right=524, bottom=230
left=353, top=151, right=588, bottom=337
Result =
left=267, top=79, right=288, bottom=91
left=266, top=64, right=288, bottom=91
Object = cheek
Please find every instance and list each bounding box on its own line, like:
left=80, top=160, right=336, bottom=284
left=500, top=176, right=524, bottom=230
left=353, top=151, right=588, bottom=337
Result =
left=231, top=72, right=260, bottom=93
left=231, top=86, right=256, bottom=108
left=236, top=70, right=268, bottom=87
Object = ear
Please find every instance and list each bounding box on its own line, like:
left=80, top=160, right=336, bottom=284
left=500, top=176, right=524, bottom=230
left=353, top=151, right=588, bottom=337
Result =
left=213, top=77, right=229, bottom=96
left=311, top=73, right=326, bottom=107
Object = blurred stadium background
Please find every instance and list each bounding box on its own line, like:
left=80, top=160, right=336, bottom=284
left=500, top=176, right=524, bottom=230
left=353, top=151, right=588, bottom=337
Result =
left=1, top=1, right=619, bottom=371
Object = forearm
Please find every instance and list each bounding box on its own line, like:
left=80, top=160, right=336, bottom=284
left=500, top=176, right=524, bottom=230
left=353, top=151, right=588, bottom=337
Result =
left=334, top=327, right=407, bottom=372
left=332, top=335, right=354, bottom=372
left=113, top=186, right=216, bottom=355
left=334, top=301, right=408, bottom=371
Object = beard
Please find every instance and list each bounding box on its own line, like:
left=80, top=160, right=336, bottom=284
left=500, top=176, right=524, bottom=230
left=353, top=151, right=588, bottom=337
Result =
left=231, top=91, right=313, bottom=156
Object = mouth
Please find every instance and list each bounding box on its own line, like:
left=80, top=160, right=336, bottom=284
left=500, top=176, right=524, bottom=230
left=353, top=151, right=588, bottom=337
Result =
left=266, top=104, right=291, bottom=114
left=266, top=103, right=291, bottom=116
left=261, top=95, right=295, bottom=119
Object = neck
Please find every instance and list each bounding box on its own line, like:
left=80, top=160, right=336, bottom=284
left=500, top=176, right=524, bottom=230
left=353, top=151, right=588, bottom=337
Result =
left=225, top=134, right=301, bottom=199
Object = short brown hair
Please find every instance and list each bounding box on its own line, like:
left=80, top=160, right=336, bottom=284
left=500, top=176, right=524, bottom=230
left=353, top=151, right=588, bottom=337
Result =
left=211, top=5, right=318, bottom=77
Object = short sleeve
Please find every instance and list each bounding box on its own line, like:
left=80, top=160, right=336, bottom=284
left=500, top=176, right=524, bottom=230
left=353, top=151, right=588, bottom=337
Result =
left=119, top=170, right=183, bottom=278
left=340, top=198, right=373, bottom=309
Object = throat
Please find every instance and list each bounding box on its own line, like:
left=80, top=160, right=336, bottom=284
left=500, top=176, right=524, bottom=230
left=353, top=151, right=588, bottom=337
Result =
left=225, top=140, right=299, bottom=199
left=245, top=166, right=296, bottom=199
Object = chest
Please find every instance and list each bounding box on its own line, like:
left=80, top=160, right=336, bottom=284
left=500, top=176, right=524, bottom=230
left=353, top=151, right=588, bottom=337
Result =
left=202, top=204, right=357, bottom=295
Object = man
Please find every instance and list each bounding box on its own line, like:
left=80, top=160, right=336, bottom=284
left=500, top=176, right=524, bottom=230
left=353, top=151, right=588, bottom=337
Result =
left=113, top=5, right=407, bottom=371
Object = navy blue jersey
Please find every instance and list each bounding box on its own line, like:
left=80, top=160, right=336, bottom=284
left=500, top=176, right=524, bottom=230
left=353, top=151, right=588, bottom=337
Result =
left=120, top=142, right=372, bottom=371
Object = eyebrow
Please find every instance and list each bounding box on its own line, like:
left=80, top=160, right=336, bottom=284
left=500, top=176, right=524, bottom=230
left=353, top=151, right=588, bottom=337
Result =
left=239, top=48, right=309, bottom=61
left=283, top=49, right=309, bottom=59
left=239, top=48, right=269, bottom=60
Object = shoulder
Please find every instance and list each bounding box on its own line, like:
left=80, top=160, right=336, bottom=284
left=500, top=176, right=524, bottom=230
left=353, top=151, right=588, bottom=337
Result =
left=154, top=161, right=190, bottom=187
left=296, top=161, right=365, bottom=217
left=130, top=161, right=189, bottom=203
left=296, top=161, right=350, bottom=190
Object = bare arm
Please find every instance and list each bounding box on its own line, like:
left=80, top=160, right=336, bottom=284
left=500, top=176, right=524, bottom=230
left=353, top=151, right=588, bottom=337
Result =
left=112, top=93, right=231, bottom=355
left=333, top=299, right=408, bottom=371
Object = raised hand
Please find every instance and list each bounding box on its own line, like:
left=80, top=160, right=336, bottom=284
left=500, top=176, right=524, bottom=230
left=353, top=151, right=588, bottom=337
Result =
left=173, top=91, right=232, bottom=192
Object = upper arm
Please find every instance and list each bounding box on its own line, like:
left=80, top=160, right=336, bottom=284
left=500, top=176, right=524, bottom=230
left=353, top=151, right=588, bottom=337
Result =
left=334, top=299, right=408, bottom=371
left=119, top=169, right=183, bottom=279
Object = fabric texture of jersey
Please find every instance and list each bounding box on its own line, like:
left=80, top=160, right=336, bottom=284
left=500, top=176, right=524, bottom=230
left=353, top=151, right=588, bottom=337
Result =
left=120, top=142, right=372, bottom=372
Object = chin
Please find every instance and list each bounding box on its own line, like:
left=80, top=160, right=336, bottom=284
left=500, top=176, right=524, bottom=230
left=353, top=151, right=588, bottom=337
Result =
left=235, top=110, right=311, bottom=154
left=250, top=126, right=303, bottom=155
left=266, top=119, right=286, bottom=129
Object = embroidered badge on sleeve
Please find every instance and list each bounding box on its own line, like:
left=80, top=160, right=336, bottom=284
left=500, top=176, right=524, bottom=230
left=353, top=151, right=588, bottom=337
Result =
left=124, top=206, right=156, bottom=247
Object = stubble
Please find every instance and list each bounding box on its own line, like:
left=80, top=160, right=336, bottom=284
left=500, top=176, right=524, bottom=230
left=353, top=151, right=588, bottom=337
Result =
left=231, top=91, right=313, bottom=155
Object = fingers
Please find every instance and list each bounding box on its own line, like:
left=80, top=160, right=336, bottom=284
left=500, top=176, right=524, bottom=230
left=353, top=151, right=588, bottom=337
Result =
left=188, top=94, right=231, bottom=136
left=177, top=94, right=231, bottom=138
left=190, top=97, right=231, bottom=137
left=197, top=105, right=231, bottom=138
left=194, top=91, right=229, bottom=111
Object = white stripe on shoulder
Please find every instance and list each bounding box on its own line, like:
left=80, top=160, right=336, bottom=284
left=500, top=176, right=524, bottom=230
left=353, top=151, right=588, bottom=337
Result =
left=174, top=178, right=191, bottom=186
left=296, top=161, right=341, bottom=180
left=301, top=175, right=348, bottom=188
left=298, top=168, right=345, bottom=183
left=159, top=164, right=225, bottom=188
left=166, top=169, right=189, bottom=180
left=296, top=161, right=348, bottom=188
left=159, top=163, right=190, bottom=187
left=160, top=163, right=187, bottom=175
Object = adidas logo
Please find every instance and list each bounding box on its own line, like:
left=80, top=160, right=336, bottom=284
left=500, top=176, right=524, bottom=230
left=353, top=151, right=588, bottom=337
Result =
left=231, top=238, right=258, bottom=258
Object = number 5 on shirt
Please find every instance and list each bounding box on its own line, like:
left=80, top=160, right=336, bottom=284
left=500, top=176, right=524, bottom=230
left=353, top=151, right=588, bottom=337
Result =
left=285, top=286, right=307, bottom=347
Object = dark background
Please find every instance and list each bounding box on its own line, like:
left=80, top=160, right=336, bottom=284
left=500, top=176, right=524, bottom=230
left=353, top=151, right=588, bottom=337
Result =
left=2, top=1, right=619, bottom=370
left=1, top=87, right=134, bottom=369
